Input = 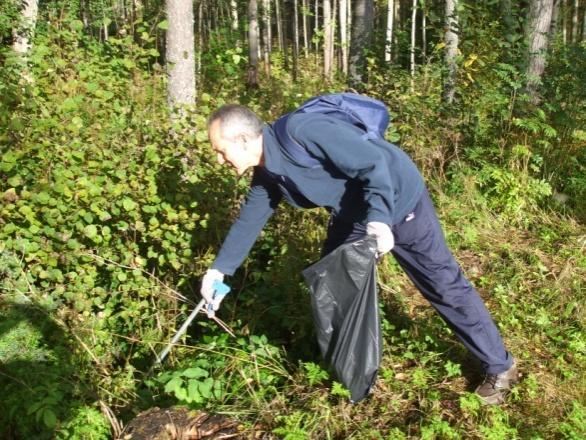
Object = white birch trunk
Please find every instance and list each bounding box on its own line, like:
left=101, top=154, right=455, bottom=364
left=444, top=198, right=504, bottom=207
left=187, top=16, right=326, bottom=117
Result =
left=525, top=0, right=555, bottom=102
left=422, top=2, right=427, bottom=59
left=13, top=0, right=39, bottom=54
left=276, top=0, right=284, bottom=51
left=230, top=0, right=239, bottom=32
left=562, top=0, right=567, bottom=43
left=315, top=0, right=320, bottom=53
left=340, top=0, right=349, bottom=73
left=294, top=0, right=300, bottom=70
left=324, top=0, right=332, bottom=79
left=444, top=0, right=459, bottom=104
left=410, top=0, right=417, bottom=79
left=262, top=0, right=271, bottom=74
left=385, top=0, right=394, bottom=63
left=302, top=0, right=309, bottom=56
left=248, top=0, right=260, bottom=87
left=166, top=0, right=196, bottom=108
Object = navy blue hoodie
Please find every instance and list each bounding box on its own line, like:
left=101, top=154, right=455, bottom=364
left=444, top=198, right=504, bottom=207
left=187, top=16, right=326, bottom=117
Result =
left=212, top=113, right=425, bottom=275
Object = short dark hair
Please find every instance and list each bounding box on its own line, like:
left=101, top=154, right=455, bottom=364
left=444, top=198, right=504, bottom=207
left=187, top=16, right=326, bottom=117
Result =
left=207, top=104, right=264, bottom=141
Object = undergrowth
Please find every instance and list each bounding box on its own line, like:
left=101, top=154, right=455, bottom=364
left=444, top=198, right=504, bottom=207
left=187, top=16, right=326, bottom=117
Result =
left=1, top=13, right=585, bottom=440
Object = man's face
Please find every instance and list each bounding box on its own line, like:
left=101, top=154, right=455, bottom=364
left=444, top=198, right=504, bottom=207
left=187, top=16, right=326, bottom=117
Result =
left=208, top=120, right=251, bottom=175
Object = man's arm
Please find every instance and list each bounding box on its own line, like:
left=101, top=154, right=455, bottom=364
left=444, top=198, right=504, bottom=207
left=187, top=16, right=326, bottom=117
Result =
left=290, top=115, right=395, bottom=225
left=211, top=168, right=282, bottom=276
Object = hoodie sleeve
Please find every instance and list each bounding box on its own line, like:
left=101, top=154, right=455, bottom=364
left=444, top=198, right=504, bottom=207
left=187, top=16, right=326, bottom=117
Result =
left=212, top=168, right=282, bottom=275
left=289, top=115, right=395, bottom=225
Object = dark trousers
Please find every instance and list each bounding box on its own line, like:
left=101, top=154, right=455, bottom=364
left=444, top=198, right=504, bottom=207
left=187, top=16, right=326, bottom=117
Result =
left=322, top=189, right=513, bottom=374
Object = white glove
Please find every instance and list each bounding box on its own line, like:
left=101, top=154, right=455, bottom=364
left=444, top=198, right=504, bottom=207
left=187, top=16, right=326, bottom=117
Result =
left=200, top=269, right=225, bottom=316
left=366, top=221, right=394, bottom=256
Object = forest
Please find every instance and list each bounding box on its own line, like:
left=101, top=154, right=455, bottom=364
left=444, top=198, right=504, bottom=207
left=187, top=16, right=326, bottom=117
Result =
left=0, top=0, right=585, bottom=438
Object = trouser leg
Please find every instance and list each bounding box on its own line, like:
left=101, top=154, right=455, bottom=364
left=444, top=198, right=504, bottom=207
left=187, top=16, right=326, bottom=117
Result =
left=391, top=189, right=513, bottom=374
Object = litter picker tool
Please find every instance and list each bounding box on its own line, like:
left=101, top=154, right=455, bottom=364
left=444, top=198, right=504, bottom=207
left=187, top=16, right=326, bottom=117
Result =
left=155, top=280, right=230, bottom=365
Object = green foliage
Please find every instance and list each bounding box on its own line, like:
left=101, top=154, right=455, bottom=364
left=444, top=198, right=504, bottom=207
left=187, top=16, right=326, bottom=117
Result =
left=1, top=2, right=584, bottom=439
left=559, top=401, right=586, bottom=440
left=302, top=361, right=330, bottom=386
left=56, top=406, right=111, bottom=440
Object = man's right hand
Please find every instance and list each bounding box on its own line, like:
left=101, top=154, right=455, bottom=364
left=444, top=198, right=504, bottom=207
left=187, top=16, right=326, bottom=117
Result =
left=200, top=269, right=225, bottom=306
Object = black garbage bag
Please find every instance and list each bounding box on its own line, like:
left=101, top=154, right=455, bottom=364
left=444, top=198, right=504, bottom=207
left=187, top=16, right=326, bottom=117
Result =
left=302, top=236, right=382, bottom=403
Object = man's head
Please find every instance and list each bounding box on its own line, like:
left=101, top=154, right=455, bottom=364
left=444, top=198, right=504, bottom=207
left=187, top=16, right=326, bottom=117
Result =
left=207, top=104, right=264, bottom=175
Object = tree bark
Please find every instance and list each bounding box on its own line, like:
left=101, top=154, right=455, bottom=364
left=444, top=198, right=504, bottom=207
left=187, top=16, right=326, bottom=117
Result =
left=571, top=0, right=579, bottom=42
left=550, top=0, right=560, bottom=38
left=314, top=0, right=320, bottom=54
left=248, top=0, right=260, bottom=88
left=302, top=0, right=309, bottom=56
left=349, top=0, right=374, bottom=87
left=324, top=0, right=333, bottom=79
left=385, top=0, right=394, bottom=62
left=410, top=0, right=417, bottom=80
left=294, top=0, right=300, bottom=79
left=276, top=0, right=284, bottom=51
left=230, top=0, right=239, bottom=32
left=340, top=0, right=349, bottom=73
left=166, top=0, right=196, bottom=108
left=443, top=0, right=459, bottom=104
left=13, top=0, right=39, bottom=55
left=421, top=1, right=427, bottom=59
left=525, top=0, right=554, bottom=103
left=262, top=0, right=271, bottom=75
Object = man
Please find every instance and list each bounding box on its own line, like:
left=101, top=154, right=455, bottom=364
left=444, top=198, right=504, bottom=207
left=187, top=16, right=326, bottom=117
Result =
left=201, top=102, right=519, bottom=405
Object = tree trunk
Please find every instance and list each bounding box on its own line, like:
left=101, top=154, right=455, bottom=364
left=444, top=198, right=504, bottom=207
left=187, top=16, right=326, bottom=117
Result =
left=550, top=0, right=560, bottom=38
left=166, top=0, right=196, bottom=109
left=262, top=0, right=271, bottom=75
left=349, top=0, right=374, bottom=88
left=421, top=1, right=427, bottom=59
left=410, top=0, right=417, bottom=80
left=340, top=0, right=349, bottom=73
left=324, top=0, right=332, bottom=78
left=302, top=0, right=309, bottom=57
left=315, top=0, right=320, bottom=53
left=294, top=0, right=300, bottom=79
left=276, top=0, right=284, bottom=51
left=443, top=0, right=459, bottom=104
left=562, top=0, right=567, bottom=43
left=13, top=0, right=39, bottom=55
left=571, top=0, right=579, bottom=42
left=248, top=0, right=260, bottom=88
left=230, top=0, right=239, bottom=32
left=525, top=0, right=554, bottom=103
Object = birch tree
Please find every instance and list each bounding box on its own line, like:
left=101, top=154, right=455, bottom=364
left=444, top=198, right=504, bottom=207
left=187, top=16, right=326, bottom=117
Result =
left=12, top=0, right=39, bottom=55
left=230, top=0, right=239, bottom=32
left=410, top=0, right=417, bottom=80
left=276, top=0, right=284, bottom=51
left=324, top=0, right=333, bottom=79
left=262, top=0, right=271, bottom=75
left=349, top=0, right=374, bottom=87
left=340, top=0, right=349, bottom=73
left=443, top=0, right=459, bottom=104
left=525, top=0, right=555, bottom=103
left=166, top=0, right=196, bottom=109
left=302, top=0, right=309, bottom=57
left=248, top=0, right=260, bottom=88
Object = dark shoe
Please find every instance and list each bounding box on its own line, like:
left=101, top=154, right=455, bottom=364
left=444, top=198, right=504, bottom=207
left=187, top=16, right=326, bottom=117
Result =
left=475, top=362, right=519, bottom=405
